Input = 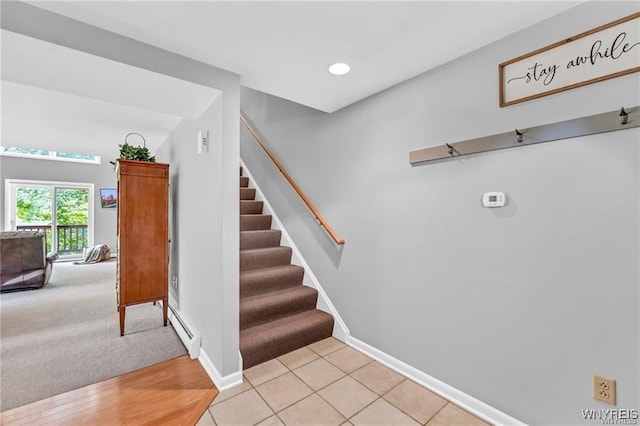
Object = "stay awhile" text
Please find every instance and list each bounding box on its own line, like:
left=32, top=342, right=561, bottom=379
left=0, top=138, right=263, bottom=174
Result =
left=507, top=31, right=639, bottom=87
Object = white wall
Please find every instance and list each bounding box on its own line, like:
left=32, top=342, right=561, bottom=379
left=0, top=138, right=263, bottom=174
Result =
left=240, top=2, right=639, bottom=424
left=0, top=156, right=117, bottom=251
left=2, top=1, right=241, bottom=377
left=156, top=92, right=240, bottom=376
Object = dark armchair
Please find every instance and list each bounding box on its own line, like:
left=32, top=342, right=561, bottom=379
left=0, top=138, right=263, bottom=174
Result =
left=0, top=231, right=59, bottom=292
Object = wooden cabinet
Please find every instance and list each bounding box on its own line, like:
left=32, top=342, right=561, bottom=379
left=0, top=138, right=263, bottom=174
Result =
left=116, top=159, right=169, bottom=336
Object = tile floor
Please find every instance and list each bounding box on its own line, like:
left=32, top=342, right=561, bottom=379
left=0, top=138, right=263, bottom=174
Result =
left=197, top=338, right=491, bottom=426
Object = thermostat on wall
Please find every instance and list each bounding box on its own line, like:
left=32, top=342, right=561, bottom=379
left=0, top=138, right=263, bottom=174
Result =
left=197, top=130, right=209, bottom=154
left=482, top=191, right=506, bottom=208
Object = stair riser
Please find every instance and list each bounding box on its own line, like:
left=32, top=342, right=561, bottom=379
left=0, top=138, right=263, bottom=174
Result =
left=240, top=201, right=264, bottom=215
left=240, top=188, right=256, bottom=200
left=240, top=266, right=305, bottom=298
left=240, top=230, right=281, bottom=250
left=240, top=215, right=272, bottom=231
left=240, top=248, right=292, bottom=271
left=240, top=289, right=318, bottom=330
left=240, top=314, right=334, bottom=369
left=238, top=165, right=336, bottom=370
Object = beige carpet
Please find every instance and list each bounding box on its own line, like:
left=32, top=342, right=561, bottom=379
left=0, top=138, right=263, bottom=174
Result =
left=0, top=260, right=187, bottom=411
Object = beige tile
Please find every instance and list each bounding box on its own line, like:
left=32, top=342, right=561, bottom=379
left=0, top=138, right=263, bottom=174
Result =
left=256, top=372, right=314, bottom=412
left=196, top=409, right=216, bottom=425
left=279, top=394, right=345, bottom=426
left=278, top=347, right=319, bottom=370
left=341, top=422, right=354, bottom=426
left=293, top=358, right=346, bottom=391
left=426, top=403, right=490, bottom=426
left=383, top=380, right=448, bottom=424
left=211, top=380, right=253, bottom=405
left=244, top=359, right=289, bottom=387
left=318, top=376, right=378, bottom=419
left=324, top=346, right=372, bottom=373
left=307, top=337, right=346, bottom=356
left=257, top=415, right=285, bottom=426
left=351, top=398, right=420, bottom=426
left=210, top=389, right=273, bottom=425
left=350, top=361, right=405, bottom=395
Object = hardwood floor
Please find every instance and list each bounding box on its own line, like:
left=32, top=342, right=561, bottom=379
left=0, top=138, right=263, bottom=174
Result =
left=0, top=356, right=217, bottom=426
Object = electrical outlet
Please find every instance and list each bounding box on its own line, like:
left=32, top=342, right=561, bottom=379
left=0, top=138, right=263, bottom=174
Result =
left=593, top=375, right=616, bottom=405
left=172, top=276, right=178, bottom=289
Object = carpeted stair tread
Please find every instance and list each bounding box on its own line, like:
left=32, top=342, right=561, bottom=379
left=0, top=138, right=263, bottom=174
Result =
left=240, top=310, right=334, bottom=368
left=240, top=215, right=272, bottom=231
left=240, top=200, right=264, bottom=215
left=240, top=246, right=292, bottom=271
left=240, top=265, right=305, bottom=297
left=241, top=229, right=282, bottom=250
left=240, top=188, right=256, bottom=200
left=238, top=165, right=335, bottom=370
left=240, top=286, right=319, bottom=330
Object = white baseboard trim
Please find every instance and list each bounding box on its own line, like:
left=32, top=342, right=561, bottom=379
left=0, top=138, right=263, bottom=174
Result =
left=199, top=348, right=244, bottom=392
left=240, top=159, right=349, bottom=342
left=347, top=336, right=526, bottom=426
left=170, top=298, right=244, bottom=391
left=167, top=301, right=200, bottom=359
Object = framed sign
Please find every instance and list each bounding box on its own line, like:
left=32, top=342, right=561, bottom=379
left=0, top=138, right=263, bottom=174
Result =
left=499, top=13, right=639, bottom=107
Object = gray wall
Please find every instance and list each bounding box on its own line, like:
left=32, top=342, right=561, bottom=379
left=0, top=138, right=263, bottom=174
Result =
left=2, top=1, right=241, bottom=377
left=157, top=91, right=241, bottom=376
left=240, top=2, right=639, bottom=424
left=0, top=156, right=117, bottom=251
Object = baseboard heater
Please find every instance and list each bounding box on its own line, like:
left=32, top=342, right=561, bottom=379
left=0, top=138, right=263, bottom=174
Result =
left=168, top=303, right=201, bottom=359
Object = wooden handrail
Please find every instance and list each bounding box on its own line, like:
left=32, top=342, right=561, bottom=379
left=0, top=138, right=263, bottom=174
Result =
left=240, top=114, right=345, bottom=245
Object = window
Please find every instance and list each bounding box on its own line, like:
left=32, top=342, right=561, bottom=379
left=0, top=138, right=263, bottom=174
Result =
left=0, top=146, right=101, bottom=164
left=5, top=179, right=95, bottom=259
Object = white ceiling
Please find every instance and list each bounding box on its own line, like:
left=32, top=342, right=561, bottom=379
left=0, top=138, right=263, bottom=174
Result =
left=1, top=30, right=221, bottom=159
left=29, top=1, right=581, bottom=113
left=2, top=81, right=184, bottom=158
left=1, top=1, right=582, bottom=160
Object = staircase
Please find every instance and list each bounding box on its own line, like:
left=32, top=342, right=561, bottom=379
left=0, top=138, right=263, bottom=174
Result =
left=239, top=166, right=334, bottom=369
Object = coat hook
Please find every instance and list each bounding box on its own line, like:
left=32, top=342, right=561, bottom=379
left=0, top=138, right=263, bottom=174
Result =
left=619, top=107, right=628, bottom=125
left=445, top=142, right=454, bottom=155
left=515, top=129, right=523, bottom=143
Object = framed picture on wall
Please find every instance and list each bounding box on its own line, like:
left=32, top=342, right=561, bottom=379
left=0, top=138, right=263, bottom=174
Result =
left=499, top=12, right=639, bottom=107
left=100, top=188, right=117, bottom=209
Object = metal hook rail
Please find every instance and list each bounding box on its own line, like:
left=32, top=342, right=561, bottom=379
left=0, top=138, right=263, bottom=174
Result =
left=410, top=106, right=639, bottom=165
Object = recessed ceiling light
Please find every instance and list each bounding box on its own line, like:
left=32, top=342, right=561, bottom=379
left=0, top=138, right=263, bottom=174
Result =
left=329, top=62, right=350, bottom=76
